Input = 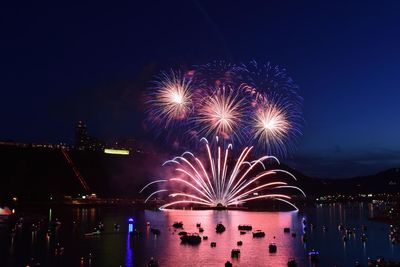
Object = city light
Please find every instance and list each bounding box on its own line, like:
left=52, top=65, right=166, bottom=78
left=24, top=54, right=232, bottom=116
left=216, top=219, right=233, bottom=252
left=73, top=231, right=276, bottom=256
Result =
left=104, top=148, right=130, bottom=155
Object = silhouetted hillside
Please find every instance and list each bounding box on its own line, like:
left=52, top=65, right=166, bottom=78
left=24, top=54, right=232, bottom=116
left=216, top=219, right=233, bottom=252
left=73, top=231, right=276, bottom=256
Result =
left=0, top=145, right=399, bottom=201
left=0, top=145, right=164, bottom=200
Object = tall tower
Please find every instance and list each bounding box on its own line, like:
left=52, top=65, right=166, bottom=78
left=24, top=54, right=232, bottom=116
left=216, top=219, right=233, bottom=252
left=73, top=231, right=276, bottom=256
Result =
left=75, top=121, right=88, bottom=150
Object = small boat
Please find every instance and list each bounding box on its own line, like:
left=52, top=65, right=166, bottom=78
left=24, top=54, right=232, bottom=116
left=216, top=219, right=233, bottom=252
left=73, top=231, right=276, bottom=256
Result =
left=178, top=231, right=187, bottom=236
left=240, top=231, right=246, bottom=235
left=151, top=228, right=160, bottom=235
left=231, top=249, right=240, bottom=258
left=85, top=230, right=101, bottom=236
left=238, top=225, right=252, bottom=231
left=202, top=236, right=208, bottom=240
left=225, top=261, right=233, bottom=267
left=98, top=222, right=105, bottom=232
left=253, top=230, right=265, bottom=238
left=361, top=234, right=367, bottom=242
left=31, top=223, right=39, bottom=232
left=284, top=227, right=290, bottom=233
left=130, top=230, right=141, bottom=242
left=237, top=241, right=243, bottom=246
left=55, top=243, right=65, bottom=256
left=269, top=243, right=277, bottom=253
left=50, top=218, right=62, bottom=228
left=210, top=242, right=216, bottom=247
left=180, top=233, right=201, bottom=244
left=148, top=257, right=159, bottom=267
left=216, top=223, right=226, bottom=233
left=287, top=258, right=298, bottom=267
left=172, top=221, right=183, bottom=228
left=346, top=229, right=353, bottom=235
left=308, top=249, right=319, bottom=262
left=368, top=257, right=387, bottom=266
left=196, top=223, right=201, bottom=227
left=199, top=227, right=204, bottom=233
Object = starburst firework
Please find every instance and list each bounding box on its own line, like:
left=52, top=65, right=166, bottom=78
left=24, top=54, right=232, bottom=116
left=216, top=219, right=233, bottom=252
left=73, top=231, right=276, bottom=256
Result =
left=251, top=98, right=291, bottom=155
left=147, top=70, right=193, bottom=128
left=145, top=61, right=303, bottom=157
left=194, top=86, right=246, bottom=142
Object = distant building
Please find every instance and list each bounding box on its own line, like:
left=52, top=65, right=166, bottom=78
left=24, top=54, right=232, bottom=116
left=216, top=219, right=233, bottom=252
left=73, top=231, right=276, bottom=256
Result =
left=75, top=121, right=89, bottom=150
left=74, top=121, right=105, bottom=151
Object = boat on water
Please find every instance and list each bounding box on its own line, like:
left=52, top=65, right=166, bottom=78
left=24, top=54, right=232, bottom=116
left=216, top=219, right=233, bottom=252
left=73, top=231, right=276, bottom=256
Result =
left=180, top=233, right=201, bottom=244
left=287, top=258, right=298, bottom=267
left=252, top=230, right=265, bottom=238
left=216, top=223, right=226, bottom=233
left=172, top=221, right=183, bottom=228
left=151, top=228, right=161, bottom=235
left=269, top=243, right=277, bottom=253
left=361, top=234, right=368, bottom=242
left=84, top=230, right=101, bottom=236
left=231, top=249, right=240, bottom=258
left=238, top=225, right=252, bottom=231
left=308, top=249, right=320, bottom=262
left=148, top=257, right=159, bottom=267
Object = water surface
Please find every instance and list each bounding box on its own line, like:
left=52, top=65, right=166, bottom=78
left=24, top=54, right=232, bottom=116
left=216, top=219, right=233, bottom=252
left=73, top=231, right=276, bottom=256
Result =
left=0, top=203, right=399, bottom=266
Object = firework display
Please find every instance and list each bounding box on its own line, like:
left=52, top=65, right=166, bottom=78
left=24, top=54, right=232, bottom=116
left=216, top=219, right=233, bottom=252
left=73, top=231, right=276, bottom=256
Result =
left=140, top=137, right=306, bottom=210
left=143, top=61, right=305, bottom=210
left=145, top=61, right=302, bottom=157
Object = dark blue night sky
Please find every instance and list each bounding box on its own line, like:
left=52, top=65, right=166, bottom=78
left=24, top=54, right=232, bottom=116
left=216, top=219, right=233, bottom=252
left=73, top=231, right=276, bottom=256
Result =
left=1, top=1, right=400, bottom=177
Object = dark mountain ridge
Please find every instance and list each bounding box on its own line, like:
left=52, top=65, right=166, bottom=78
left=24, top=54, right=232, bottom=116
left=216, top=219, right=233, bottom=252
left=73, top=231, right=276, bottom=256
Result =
left=0, top=145, right=399, bottom=202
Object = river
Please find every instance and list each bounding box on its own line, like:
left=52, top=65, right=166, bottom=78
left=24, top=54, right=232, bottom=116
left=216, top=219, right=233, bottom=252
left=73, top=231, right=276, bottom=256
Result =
left=0, top=202, right=399, bottom=266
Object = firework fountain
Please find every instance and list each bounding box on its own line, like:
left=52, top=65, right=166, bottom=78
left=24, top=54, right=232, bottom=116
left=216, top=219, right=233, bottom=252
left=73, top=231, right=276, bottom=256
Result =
left=143, top=61, right=305, bottom=210
left=140, top=137, right=306, bottom=210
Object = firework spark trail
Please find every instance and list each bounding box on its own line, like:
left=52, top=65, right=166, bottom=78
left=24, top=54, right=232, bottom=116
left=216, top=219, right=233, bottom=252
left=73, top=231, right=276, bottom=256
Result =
left=140, top=137, right=306, bottom=210
left=139, top=180, right=167, bottom=193
left=145, top=189, right=168, bottom=203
